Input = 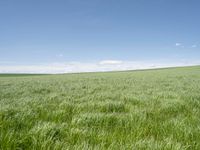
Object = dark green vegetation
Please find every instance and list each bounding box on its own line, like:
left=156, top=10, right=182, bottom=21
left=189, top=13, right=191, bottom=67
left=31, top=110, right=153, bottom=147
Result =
left=0, top=66, right=200, bottom=149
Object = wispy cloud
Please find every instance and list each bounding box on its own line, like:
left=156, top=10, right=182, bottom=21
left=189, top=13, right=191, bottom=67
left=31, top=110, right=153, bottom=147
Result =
left=191, top=45, right=197, bottom=48
left=99, top=60, right=122, bottom=65
left=175, top=43, right=182, bottom=46
left=0, top=60, right=199, bottom=74
left=175, top=43, right=187, bottom=48
left=176, top=43, right=198, bottom=48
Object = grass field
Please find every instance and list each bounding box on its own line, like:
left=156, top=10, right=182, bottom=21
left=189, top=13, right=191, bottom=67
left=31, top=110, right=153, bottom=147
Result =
left=0, top=66, right=200, bottom=150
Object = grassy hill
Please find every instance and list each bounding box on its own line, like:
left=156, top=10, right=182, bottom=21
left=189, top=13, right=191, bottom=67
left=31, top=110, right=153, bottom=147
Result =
left=0, top=66, right=200, bottom=149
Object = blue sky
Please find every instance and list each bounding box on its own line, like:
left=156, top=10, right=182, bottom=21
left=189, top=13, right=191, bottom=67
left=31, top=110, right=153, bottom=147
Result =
left=0, top=0, right=199, bottom=73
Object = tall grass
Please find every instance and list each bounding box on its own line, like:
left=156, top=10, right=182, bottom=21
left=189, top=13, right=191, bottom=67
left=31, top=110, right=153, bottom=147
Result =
left=0, top=66, right=200, bottom=149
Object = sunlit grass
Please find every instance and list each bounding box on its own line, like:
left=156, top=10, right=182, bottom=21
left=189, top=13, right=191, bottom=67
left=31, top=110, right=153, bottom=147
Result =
left=0, top=66, right=200, bottom=149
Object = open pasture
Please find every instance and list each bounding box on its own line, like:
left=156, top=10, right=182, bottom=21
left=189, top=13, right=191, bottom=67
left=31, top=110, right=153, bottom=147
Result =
left=0, top=66, right=200, bottom=149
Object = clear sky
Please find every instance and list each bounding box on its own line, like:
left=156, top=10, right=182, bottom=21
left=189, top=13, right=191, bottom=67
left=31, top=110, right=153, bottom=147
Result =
left=0, top=0, right=199, bottom=73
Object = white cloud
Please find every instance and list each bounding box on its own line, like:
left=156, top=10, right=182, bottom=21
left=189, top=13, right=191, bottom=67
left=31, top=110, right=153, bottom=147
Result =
left=175, top=43, right=198, bottom=48
left=192, top=45, right=197, bottom=48
left=175, top=43, right=182, bottom=46
left=0, top=60, right=199, bottom=74
left=99, top=60, right=122, bottom=65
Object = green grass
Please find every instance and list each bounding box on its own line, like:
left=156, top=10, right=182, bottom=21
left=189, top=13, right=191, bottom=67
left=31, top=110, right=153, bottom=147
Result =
left=0, top=74, right=47, bottom=78
left=0, top=66, right=200, bottom=150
